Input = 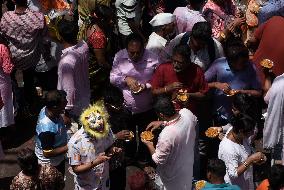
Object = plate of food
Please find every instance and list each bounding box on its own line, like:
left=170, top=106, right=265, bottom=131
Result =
left=195, top=180, right=206, bottom=190
left=125, top=131, right=134, bottom=142
left=224, top=89, right=238, bottom=97
left=177, top=89, right=189, bottom=102
left=140, top=131, right=154, bottom=141
left=260, top=59, right=274, bottom=69
left=132, top=84, right=144, bottom=94
left=205, top=127, right=220, bottom=138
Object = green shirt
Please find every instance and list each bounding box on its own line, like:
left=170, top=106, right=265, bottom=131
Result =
left=203, top=182, right=241, bottom=190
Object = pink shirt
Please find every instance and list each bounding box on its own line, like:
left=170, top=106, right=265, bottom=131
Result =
left=173, top=6, right=206, bottom=34
left=57, top=41, right=90, bottom=117
left=110, top=49, right=160, bottom=114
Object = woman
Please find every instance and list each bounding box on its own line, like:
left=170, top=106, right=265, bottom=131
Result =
left=0, top=35, right=14, bottom=130
left=218, top=114, right=266, bottom=190
left=203, top=0, right=238, bottom=38
left=86, top=5, right=116, bottom=100
left=10, top=148, right=64, bottom=190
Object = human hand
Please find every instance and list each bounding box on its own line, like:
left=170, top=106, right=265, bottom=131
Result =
left=115, top=130, right=131, bottom=140
left=214, top=82, right=231, bottom=93
left=146, top=121, right=164, bottom=132
left=93, top=152, right=111, bottom=165
left=125, top=76, right=140, bottom=92
left=141, top=138, right=154, bottom=147
left=248, top=152, right=266, bottom=164
left=165, top=82, right=183, bottom=92
left=107, top=147, right=122, bottom=157
left=227, top=17, right=246, bottom=33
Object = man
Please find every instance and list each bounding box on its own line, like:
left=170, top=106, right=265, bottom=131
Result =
left=258, top=0, right=284, bottom=24
left=68, top=101, right=121, bottom=190
left=57, top=19, right=90, bottom=120
left=35, top=90, right=68, bottom=175
left=263, top=73, right=284, bottom=165
left=142, top=96, right=196, bottom=190
left=250, top=16, right=284, bottom=81
left=173, top=0, right=206, bottom=34
left=146, top=13, right=176, bottom=63
left=150, top=44, right=208, bottom=115
left=167, top=22, right=224, bottom=71
left=205, top=42, right=261, bottom=119
left=110, top=33, right=159, bottom=160
left=115, top=0, right=144, bottom=46
left=203, top=159, right=241, bottom=190
left=0, top=0, right=47, bottom=112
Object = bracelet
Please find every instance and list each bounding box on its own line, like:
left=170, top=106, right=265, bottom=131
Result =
left=243, top=161, right=249, bottom=168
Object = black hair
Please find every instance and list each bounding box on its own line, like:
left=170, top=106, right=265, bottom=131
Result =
left=154, top=95, right=176, bottom=117
left=45, top=90, right=67, bottom=109
left=189, top=0, right=206, bottom=6
left=225, top=41, right=249, bottom=65
left=269, top=164, right=284, bottom=190
left=14, top=0, right=28, bottom=7
left=57, top=19, right=79, bottom=44
left=103, top=84, right=124, bottom=107
left=191, top=22, right=216, bottom=64
left=232, top=94, right=258, bottom=120
left=91, top=5, right=114, bottom=29
left=17, top=148, right=39, bottom=176
left=125, top=33, right=144, bottom=48
left=172, top=44, right=192, bottom=62
left=230, top=113, right=256, bottom=134
left=207, top=158, right=226, bottom=178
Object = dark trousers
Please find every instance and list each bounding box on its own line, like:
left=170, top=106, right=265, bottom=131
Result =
left=125, top=109, right=157, bottom=161
left=11, top=67, right=37, bottom=113
left=55, top=160, right=66, bottom=176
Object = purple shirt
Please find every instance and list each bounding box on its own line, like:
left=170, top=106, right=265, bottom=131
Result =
left=110, top=49, right=160, bottom=114
left=173, top=6, right=206, bottom=34
left=57, top=41, right=90, bottom=117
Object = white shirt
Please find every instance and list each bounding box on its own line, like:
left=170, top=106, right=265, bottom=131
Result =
left=146, top=32, right=170, bottom=63
left=115, top=0, right=141, bottom=36
left=152, top=108, right=197, bottom=190
left=68, top=128, right=114, bottom=190
left=218, top=128, right=254, bottom=190
left=263, top=74, right=284, bottom=164
left=167, top=33, right=224, bottom=70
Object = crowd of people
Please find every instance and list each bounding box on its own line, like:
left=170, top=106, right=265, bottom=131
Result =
left=0, top=0, right=284, bottom=189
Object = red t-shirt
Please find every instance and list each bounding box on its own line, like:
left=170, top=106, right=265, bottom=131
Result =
left=150, top=62, right=209, bottom=114
left=252, top=16, right=284, bottom=82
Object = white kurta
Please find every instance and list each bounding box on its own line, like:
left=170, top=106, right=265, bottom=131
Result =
left=263, top=74, right=284, bottom=165
left=146, top=32, right=170, bottom=64
left=152, top=108, right=196, bottom=190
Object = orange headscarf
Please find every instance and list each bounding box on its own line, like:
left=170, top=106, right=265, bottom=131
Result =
left=39, top=0, right=70, bottom=13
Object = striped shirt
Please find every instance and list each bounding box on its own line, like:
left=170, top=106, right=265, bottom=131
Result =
left=0, top=9, right=47, bottom=70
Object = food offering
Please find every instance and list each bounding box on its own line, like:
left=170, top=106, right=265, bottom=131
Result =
left=195, top=180, right=206, bottom=190
left=132, top=84, right=144, bottom=94
left=246, top=0, right=260, bottom=27
left=260, top=59, right=274, bottom=69
left=125, top=131, right=134, bottom=142
left=224, top=89, right=238, bottom=97
left=205, top=127, right=219, bottom=138
left=140, top=131, right=154, bottom=141
left=177, top=89, right=189, bottom=102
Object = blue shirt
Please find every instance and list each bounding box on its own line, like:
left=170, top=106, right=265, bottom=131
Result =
left=35, top=107, right=67, bottom=166
left=258, top=0, right=284, bottom=24
left=203, top=182, right=241, bottom=190
left=205, top=57, right=261, bottom=118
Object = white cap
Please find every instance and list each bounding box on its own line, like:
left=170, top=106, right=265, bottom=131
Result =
left=149, top=13, right=176, bottom=27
